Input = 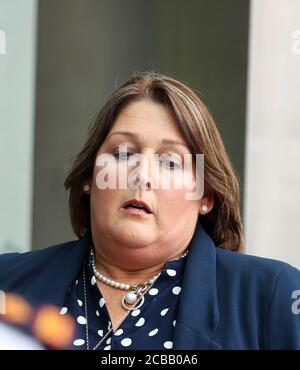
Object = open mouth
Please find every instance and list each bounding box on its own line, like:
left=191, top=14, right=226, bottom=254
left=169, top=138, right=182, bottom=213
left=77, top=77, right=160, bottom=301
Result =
left=122, top=200, right=152, bottom=215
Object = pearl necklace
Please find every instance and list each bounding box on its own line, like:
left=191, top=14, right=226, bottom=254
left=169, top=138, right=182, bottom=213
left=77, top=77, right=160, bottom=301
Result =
left=83, top=259, right=154, bottom=350
left=90, top=249, right=161, bottom=311
left=86, top=247, right=188, bottom=350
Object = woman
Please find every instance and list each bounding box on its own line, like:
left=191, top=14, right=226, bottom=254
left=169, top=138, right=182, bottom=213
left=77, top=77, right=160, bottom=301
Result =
left=0, top=72, right=299, bottom=350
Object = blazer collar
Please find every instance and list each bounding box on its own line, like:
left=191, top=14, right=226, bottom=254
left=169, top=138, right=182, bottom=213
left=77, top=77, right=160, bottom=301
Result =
left=173, top=221, right=221, bottom=349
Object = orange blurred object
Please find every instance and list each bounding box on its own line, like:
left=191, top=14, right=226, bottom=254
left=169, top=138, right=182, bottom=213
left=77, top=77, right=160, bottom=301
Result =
left=33, top=305, right=75, bottom=349
left=2, top=293, right=32, bottom=325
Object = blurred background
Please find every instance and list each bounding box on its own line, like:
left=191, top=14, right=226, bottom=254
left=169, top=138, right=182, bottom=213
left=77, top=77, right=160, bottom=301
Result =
left=0, top=0, right=299, bottom=267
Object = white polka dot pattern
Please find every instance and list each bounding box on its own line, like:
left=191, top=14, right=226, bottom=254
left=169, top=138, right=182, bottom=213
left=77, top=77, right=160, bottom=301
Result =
left=164, top=341, right=173, bottom=349
left=172, top=286, right=181, bottom=295
left=121, top=338, right=132, bottom=347
left=60, top=307, right=67, bottom=315
left=131, top=309, right=140, bottom=317
left=73, top=339, right=85, bottom=346
left=148, top=328, right=158, bottom=336
left=149, top=288, right=159, bottom=296
left=114, top=328, right=123, bottom=336
left=160, top=308, right=169, bottom=316
left=77, top=316, right=87, bottom=325
left=167, top=269, right=176, bottom=276
left=135, top=317, right=145, bottom=327
left=63, top=246, right=187, bottom=350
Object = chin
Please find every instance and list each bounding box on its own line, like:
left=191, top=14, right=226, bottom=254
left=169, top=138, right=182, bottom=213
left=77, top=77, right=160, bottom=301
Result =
left=115, top=226, right=154, bottom=247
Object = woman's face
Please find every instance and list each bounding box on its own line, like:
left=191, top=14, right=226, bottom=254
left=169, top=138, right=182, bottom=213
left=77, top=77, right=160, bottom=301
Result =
left=89, top=99, right=208, bottom=266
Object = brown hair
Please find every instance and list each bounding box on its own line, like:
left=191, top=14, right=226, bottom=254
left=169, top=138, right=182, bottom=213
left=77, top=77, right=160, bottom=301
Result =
left=64, top=71, right=244, bottom=252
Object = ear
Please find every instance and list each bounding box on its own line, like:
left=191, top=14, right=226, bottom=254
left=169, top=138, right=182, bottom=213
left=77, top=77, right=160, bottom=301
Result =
left=199, top=191, right=214, bottom=215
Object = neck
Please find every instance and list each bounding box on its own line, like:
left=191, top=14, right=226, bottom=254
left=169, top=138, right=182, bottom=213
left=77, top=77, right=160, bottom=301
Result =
left=93, top=249, right=165, bottom=285
left=90, top=226, right=190, bottom=285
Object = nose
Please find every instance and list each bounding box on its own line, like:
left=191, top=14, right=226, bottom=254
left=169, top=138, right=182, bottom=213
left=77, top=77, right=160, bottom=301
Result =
left=134, top=174, right=151, bottom=190
left=128, top=154, right=152, bottom=191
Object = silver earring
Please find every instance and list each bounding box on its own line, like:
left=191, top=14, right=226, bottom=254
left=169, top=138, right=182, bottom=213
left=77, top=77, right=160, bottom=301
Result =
left=83, top=184, right=90, bottom=193
left=201, top=204, right=208, bottom=213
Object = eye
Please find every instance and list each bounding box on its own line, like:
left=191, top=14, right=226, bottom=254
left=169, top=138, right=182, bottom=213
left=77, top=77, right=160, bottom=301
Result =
left=113, top=149, right=134, bottom=160
left=161, top=155, right=182, bottom=170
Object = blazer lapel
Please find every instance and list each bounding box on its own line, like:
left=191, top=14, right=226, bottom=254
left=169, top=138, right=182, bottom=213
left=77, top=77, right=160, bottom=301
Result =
left=173, top=221, right=222, bottom=349
left=22, top=232, right=91, bottom=307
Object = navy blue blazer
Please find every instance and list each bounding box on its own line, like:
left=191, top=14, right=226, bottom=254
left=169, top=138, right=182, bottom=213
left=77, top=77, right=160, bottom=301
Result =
left=1, top=221, right=300, bottom=350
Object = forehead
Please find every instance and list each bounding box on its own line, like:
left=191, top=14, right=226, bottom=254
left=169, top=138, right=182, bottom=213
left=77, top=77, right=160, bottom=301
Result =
left=110, top=99, right=185, bottom=140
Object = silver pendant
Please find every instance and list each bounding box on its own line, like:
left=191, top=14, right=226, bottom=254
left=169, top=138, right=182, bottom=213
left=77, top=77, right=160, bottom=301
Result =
left=121, top=290, right=145, bottom=310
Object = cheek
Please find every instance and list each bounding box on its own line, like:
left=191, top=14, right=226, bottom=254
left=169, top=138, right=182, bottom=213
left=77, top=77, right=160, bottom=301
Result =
left=159, top=187, right=196, bottom=214
left=157, top=189, right=199, bottom=234
left=93, top=156, right=131, bottom=190
left=91, top=189, right=112, bottom=217
left=166, top=164, right=198, bottom=191
left=91, top=165, right=120, bottom=216
left=167, top=167, right=197, bottom=196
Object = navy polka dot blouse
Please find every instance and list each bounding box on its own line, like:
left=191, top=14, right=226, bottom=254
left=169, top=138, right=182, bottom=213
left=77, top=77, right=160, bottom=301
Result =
left=60, top=249, right=187, bottom=350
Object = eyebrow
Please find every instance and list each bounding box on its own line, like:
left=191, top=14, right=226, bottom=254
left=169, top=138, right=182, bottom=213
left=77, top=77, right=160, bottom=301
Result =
left=107, top=131, right=189, bottom=149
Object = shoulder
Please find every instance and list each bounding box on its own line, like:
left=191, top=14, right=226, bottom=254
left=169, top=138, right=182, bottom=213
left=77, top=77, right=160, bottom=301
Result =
left=0, top=240, right=78, bottom=291
left=215, top=246, right=300, bottom=289
left=214, top=247, right=300, bottom=312
left=215, top=248, right=300, bottom=349
left=0, top=239, right=78, bottom=268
